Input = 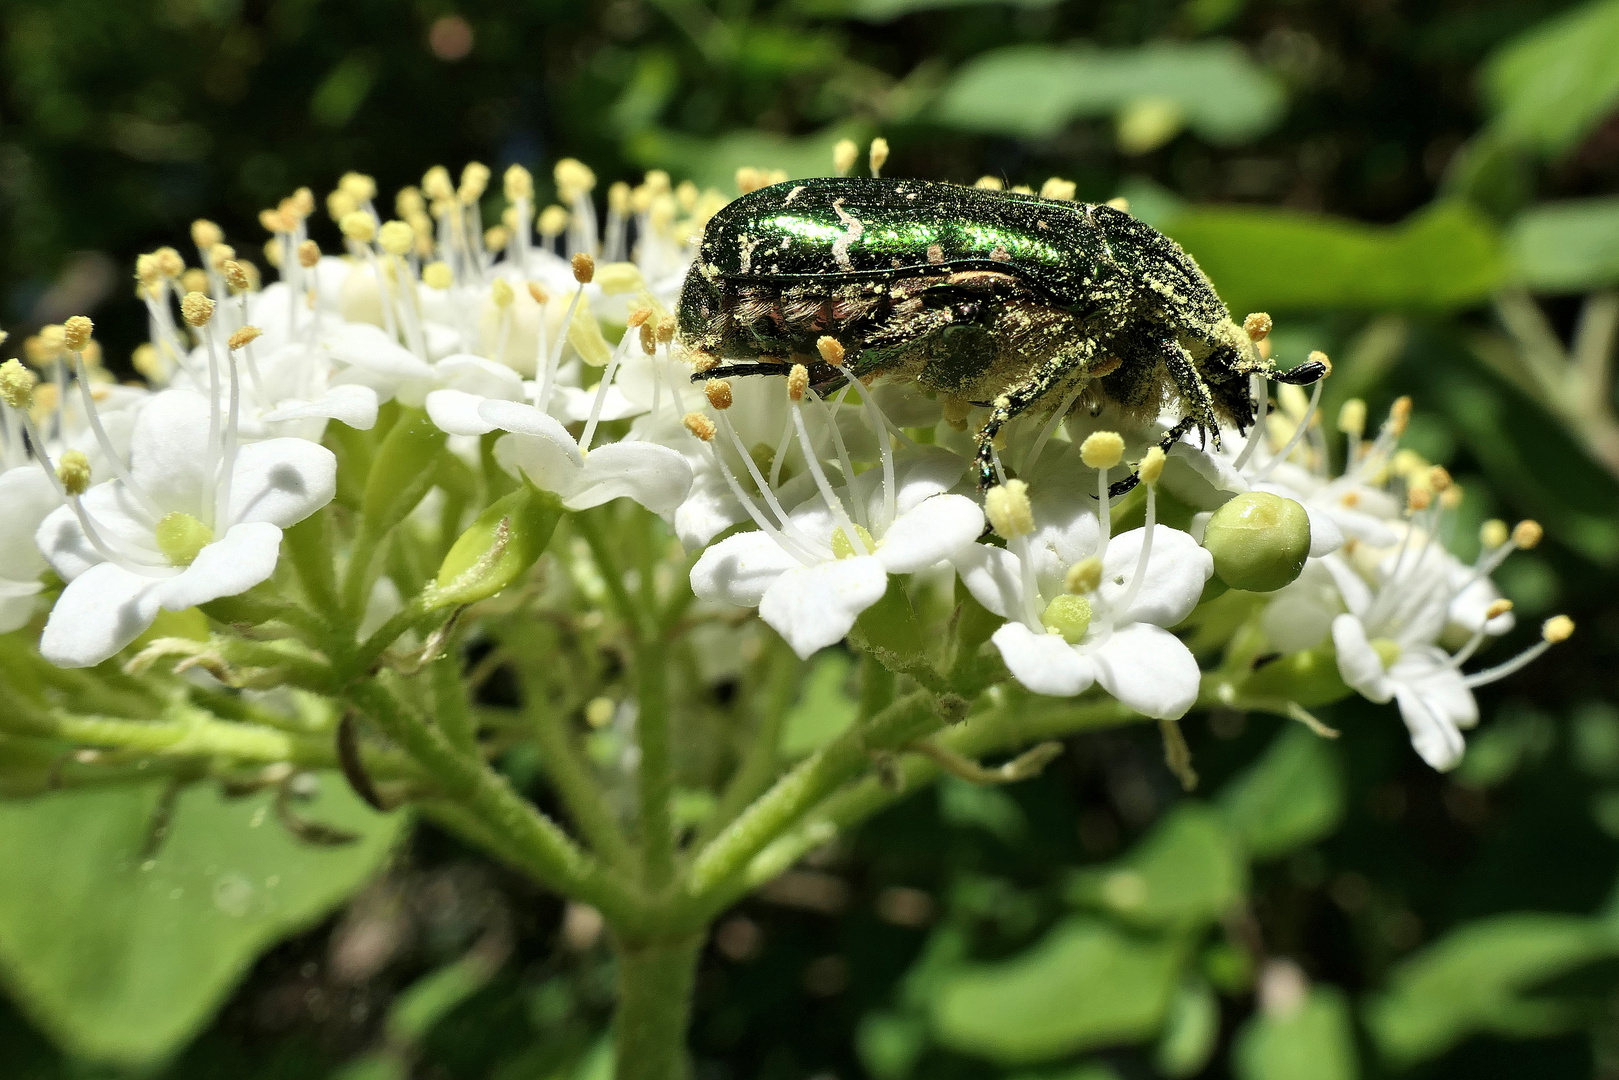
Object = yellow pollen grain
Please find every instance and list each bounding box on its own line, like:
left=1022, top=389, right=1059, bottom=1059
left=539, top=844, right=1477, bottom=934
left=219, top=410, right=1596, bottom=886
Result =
left=608, top=181, right=631, bottom=215
left=63, top=316, right=93, bottom=352
left=1512, top=519, right=1543, bottom=549
left=180, top=291, right=215, bottom=327
left=627, top=307, right=652, bottom=329
left=986, top=479, right=1034, bottom=540
left=297, top=239, right=321, bottom=268
left=339, top=171, right=377, bottom=201
left=1079, top=430, right=1125, bottom=470
left=1338, top=398, right=1366, bottom=436
left=483, top=225, right=509, bottom=252
left=154, top=246, right=184, bottom=278
left=228, top=325, right=262, bottom=351
left=1485, top=599, right=1514, bottom=620
left=1139, top=445, right=1166, bottom=485
left=1040, top=177, right=1076, bottom=200
left=816, top=336, right=845, bottom=367
left=683, top=411, right=716, bottom=442
left=1243, top=312, right=1272, bottom=341
left=422, top=261, right=453, bottom=290
left=1542, top=615, right=1574, bottom=643
left=57, top=449, right=91, bottom=495
left=832, top=138, right=858, bottom=176
left=0, top=358, right=38, bottom=408
left=572, top=252, right=595, bottom=284
left=705, top=380, right=733, bottom=411
left=787, top=364, right=810, bottom=402
left=1427, top=465, right=1452, bottom=492
left=1407, top=487, right=1432, bottom=511
left=640, top=321, right=657, bottom=355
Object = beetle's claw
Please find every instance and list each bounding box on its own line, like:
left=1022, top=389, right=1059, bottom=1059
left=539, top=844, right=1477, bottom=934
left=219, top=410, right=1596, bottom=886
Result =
left=1272, top=359, right=1328, bottom=386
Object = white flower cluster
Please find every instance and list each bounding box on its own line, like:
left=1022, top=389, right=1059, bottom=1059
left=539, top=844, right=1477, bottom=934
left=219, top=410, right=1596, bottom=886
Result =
left=0, top=160, right=1570, bottom=771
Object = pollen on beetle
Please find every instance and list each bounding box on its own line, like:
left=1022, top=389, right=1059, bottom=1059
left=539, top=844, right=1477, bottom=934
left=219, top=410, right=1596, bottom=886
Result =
left=191, top=219, right=223, bottom=251
left=378, top=220, right=414, bottom=257
left=692, top=352, right=721, bottom=373
left=490, top=279, right=514, bottom=308
left=1542, top=615, right=1575, bottom=643
left=1065, top=556, right=1103, bottom=595
left=787, top=364, right=810, bottom=402
left=297, top=239, right=320, bottom=268
left=1389, top=395, right=1412, bottom=436
left=986, top=479, right=1034, bottom=540
left=705, top=380, right=734, bottom=411
left=572, top=252, right=595, bottom=284
left=1040, top=177, right=1076, bottom=200
left=57, top=449, right=91, bottom=495
left=1243, top=312, right=1272, bottom=342
left=1486, top=599, right=1514, bottom=620
left=0, top=358, right=38, bottom=408
left=1139, top=445, right=1166, bottom=485
left=1307, top=349, right=1332, bottom=377
left=832, top=138, right=858, bottom=176
left=422, top=262, right=453, bottom=290
left=180, top=291, right=215, bottom=327
left=527, top=281, right=549, bottom=305
left=1338, top=398, right=1367, bottom=437
left=1079, top=430, right=1125, bottom=470
left=974, top=176, right=1004, bottom=191
left=63, top=316, right=93, bottom=352
left=816, top=336, right=846, bottom=368
left=222, top=260, right=251, bottom=293
left=1105, top=196, right=1130, bottom=212
left=868, top=137, right=890, bottom=176
left=1512, top=519, right=1543, bottom=549
left=683, top=411, right=717, bottom=442
left=228, top=325, right=262, bottom=351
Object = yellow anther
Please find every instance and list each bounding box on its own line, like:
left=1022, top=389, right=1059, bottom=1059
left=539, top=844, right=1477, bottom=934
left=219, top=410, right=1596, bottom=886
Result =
left=340, top=211, right=376, bottom=244
left=1097, top=196, right=1128, bottom=213
left=608, top=181, right=631, bottom=214
left=339, top=171, right=377, bottom=202
left=1139, top=445, right=1166, bottom=485
left=787, top=364, right=810, bottom=402
left=527, top=281, right=549, bottom=305
left=986, top=479, right=1034, bottom=540
left=1307, top=349, right=1332, bottom=377
left=627, top=307, right=652, bottom=329
left=1040, top=177, right=1076, bottom=200
left=816, top=336, right=846, bottom=368
left=1243, top=312, right=1272, bottom=342
left=1542, top=615, right=1574, bottom=643
left=0, top=359, right=38, bottom=408
left=263, top=238, right=283, bottom=267
left=676, top=179, right=698, bottom=211
left=1512, top=519, right=1543, bottom=549
left=57, top=449, right=92, bottom=495
left=1079, top=430, right=1125, bottom=470
left=63, top=316, right=93, bottom=353
left=135, top=253, right=161, bottom=285
left=1065, top=556, right=1103, bottom=595
left=1440, top=486, right=1463, bottom=510
left=683, top=411, right=716, bottom=442
left=259, top=208, right=288, bottom=234
left=180, top=291, right=215, bottom=327
left=208, top=244, right=236, bottom=273
left=490, top=279, right=514, bottom=309
left=228, top=325, right=262, bottom=351
left=1338, top=398, right=1366, bottom=437
left=191, top=219, right=223, bottom=251
left=483, top=225, right=509, bottom=252
left=422, top=165, right=454, bottom=201
left=326, top=188, right=359, bottom=222
left=645, top=169, right=672, bottom=195
left=291, top=187, right=315, bottom=216
left=868, top=137, right=890, bottom=175
left=131, top=343, right=162, bottom=380
left=1389, top=395, right=1412, bottom=436
left=1485, top=599, right=1514, bottom=620
left=974, top=175, right=1004, bottom=190
left=1480, top=519, right=1508, bottom=549
left=832, top=138, right=858, bottom=176
left=396, top=186, right=425, bottom=217
left=705, top=380, right=733, bottom=411
left=735, top=166, right=764, bottom=195
left=657, top=320, right=675, bottom=344
left=596, top=262, right=645, bottom=296
left=222, top=259, right=251, bottom=293
left=1391, top=448, right=1426, bottom=478
left=422, top=262, right=453, bottom=290
left=1407, top=487, right=1432, bottom=512
left=640, top=321, right=657, bottom=355
left=504, top=163, right=533, bottom=201
left=554, top=158, right=596, bottom=202
left=1427, top=465, right=1452, bottom=492
left=378, top=220, right=414, bottom=257
left=572, top=252, right=595, bottom=284
left=1010, top=184, right=1035, bottom=195
left=537, top=204, right=570, bottom=235
left=154, top=246, right=184, bottom=279
left=297, top=239, right=321, bottom=269
left=459, top=162, right=491, bottom=203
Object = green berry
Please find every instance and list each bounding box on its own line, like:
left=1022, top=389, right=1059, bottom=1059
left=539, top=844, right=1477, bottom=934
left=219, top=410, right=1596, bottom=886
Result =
left=1202, top=492, right=1310, bottom=593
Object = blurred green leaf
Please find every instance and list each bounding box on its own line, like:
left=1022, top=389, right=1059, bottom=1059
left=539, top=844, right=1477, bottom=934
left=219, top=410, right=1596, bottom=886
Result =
left=1233, top=987, right=1358, bottom=1080
left=627, top=125, right=863, bottom=193
left=0, top=778, right=402, bottom=1067
left=932, top=42, right=1284, bottom=145
left=1218, top=725, right=1344, bottom=861
left=800, top=0, right=1061, bottom=22
left=1066, top=805, right=1246, bottom=931
left=1154, top=978, right=1220, bottom=1077
left=857, top=1010, right=928, bottom=1080
left=1165, top=201, right=1506, bottom=316
left=930, top=917, right=1186, bottom=1064
left=780, top=652, right=859, bottom=757
left=1005, top=1065, right=1122, bottom=1080
left=1483, top=0, right=1619, bottom=158
left=1365, top=913, right=1619, bottom=1066
left=1507, top=198, right=1619, bottom=293
left=938, top=775, right=1027, bottom=844
left=310, top=53, right=379, bottom=129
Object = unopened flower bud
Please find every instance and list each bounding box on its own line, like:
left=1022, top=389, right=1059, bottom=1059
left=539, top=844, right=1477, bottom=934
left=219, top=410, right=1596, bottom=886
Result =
left=832, top=138, right=858, bottom=176
left=297, top=239, right=321, bottom=268
left=378, top=220, right=414, bottom=257
left=422, top=261, right=453, bottom=290
left=0, top=359, right=38, bottom=408
left=1542, top=615, right=1574, bottom=643
left=787, top=364, right=810, bottom=402
left=1138, top=445, right=1166, bottom=485
left=1065, top=556, right=1102, bottom=595
left=57, top=449, right=91, bottom=495
left=572, top=252, right=595, bottom=284
left=340, top=211, right=376, bottom=244
left=1243, top=312, right=1273, bottom=342
left=817, top=336, right=845, bottom=367
left=1041, top=594, right=1093, bottom=644
left=683, top=411, right=716, bottom=441
left=1079, top=430, right=1124, bottom=470
left=1040, top=177, right=1076, bottom=201
left=180, top=292, right=215, bottom=327
left=1202, top=492, right=1311, bottom=592
left=986, top=479, right=1034, bottom=539
left=62, top=316, right=93, bottom=352
left=705, top=380, right=733, bottom=410
left=1512, top=519, right=1543, bottom=549
left=228, top=325, right=262, bottom=351
left=1338, top=398, right=1366, bottom=437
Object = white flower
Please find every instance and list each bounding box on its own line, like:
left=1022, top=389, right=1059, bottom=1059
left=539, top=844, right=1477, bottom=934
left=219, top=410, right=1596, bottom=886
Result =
left=0, top=466, right=60, bottom=632
left=33, top=389, right=335, bottom=667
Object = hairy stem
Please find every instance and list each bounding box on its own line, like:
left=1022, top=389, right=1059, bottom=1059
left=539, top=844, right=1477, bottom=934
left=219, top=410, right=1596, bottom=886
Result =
left=612, top=933, right=704, bottom=1080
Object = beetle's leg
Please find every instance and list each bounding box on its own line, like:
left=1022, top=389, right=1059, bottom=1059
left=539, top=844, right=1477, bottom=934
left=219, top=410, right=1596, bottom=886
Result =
left=971, top=348, right=1090, bottom=491
left=1271, top=357, right=1328, bottom=385
left=1102, top=414, right=1199, bottom=498
left=1156, top=337, right=1223, bottom=452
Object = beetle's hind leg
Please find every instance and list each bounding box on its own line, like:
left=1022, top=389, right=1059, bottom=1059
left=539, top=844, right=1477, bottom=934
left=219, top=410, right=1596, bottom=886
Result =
left=690, top=359, right=842, bottom=388
left=1155, top=337, right=1223, bottom=451
left=971, top=349, right=1091, bottom=491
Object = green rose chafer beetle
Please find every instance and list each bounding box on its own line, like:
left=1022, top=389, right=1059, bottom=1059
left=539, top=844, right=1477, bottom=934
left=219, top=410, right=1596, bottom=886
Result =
left=677, top=176, right=1324, bottom=492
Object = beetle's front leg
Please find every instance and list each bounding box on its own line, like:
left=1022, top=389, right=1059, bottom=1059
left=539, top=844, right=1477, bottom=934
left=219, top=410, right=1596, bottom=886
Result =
left=972, top=349, right=1090, bottom=491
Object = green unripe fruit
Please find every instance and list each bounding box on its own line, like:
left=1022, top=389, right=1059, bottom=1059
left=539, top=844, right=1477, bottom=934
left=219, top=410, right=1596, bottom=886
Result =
left=433, top=483, right=562, bottom=606
left=1202, top=492, right=1310, bottom=593
left=1040, top=594, right=1093, bottom=644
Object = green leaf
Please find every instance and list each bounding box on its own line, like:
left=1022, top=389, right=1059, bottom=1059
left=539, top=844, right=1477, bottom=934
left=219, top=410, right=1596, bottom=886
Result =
left=938, top=776, right=1028, bottom=844
left=931, top=42, right=1284, bottom=145
left=1483, top=0, right=1619, bottom=158
left=1233, top=987, right=1358, bottom=1080
left=1164, top=201, right=1506, bottom=316
left=797, top=0, right=1061, bottom=24
left=0, top=777, right=403, bottom=1066
left=1507, top=198, right=1619, bottom=293
left=930, top=917, right=1186, bottom=1064
left=779, top=652, right=859, bottom=758
left=1218, top=725, right=1344, bottom=861
left=1365, top=913, right=1619, bottom=1066
left=856, top=1010, right=929, bottom=1080
left=1155, top=979, right=1220, bottom=1077
left=1066, top=805, right=1246, bottom=931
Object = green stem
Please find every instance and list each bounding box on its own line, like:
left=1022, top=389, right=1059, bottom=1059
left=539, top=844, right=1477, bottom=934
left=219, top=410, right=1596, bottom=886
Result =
left=283, top=509, right=341, bottom=618
left=697, top=640, right=799, bottom=847
left=612, top=933, right=703, bottom=1080
left=575, top=510, right=641, bottom=632
left=521, top=668, right=635, bottom=870
left=637, top=634, right=676, bottom=889
left=430, top=655, right=478, bottom=756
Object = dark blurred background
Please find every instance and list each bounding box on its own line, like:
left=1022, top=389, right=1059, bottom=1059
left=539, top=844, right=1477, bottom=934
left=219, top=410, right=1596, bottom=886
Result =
left=4, top=1, right=1619, bottom=1078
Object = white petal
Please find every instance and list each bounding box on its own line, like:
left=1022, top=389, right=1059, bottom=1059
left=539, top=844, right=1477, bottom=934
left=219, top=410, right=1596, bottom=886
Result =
left=1097, top=527, right=1212, bottom=628
left=39, top=562, right=164, bottom=668
left=1088, top=623, right=1202, bottom=719
left=1331, top=613, right=1393, bottom=703
left=1392, top=648, right=1480, bottom=730
left=0, top=467, right=60, bottom=581
left=226, top=438, right=337, bottom=528
left=321, top=323, right=432, bottom=380
left=434, top=354, right=526, bottom=399
left=1392, top=684, right=1467, bottom=771
left=691, top=531, right=800, bottom=608
left=992, top=621, right=1097, bottom=697
left=480, top=399, right=581, bottom=443
left=1304, top=505, right=1344, bottom=557
left=759, top=556, right=889, bottom=658
left=877, top=494, right=985, bottom=574
left=34, top=484, right=161, bottom=582
left=0, top=590, right=41, bottom=634
left=426, top=388, right=501, bottom=435
left=152, top=522, right=283, bottom=611
left=262, top=384, right=379, bottom=430
left=128, top=389, right=213, bottom=514
left=564, top=442, right=693, bottom=513
left=954, top=543, right=1026, bottom=621
left=674, top=470, right=746, bottom=552
left=557, top=384, right=644, bottom=423
left=492, top=433, right=583, bottom=497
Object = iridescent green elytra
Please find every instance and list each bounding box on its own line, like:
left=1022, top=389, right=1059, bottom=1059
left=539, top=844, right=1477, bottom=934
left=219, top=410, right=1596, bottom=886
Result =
left=678, top=177, right=1323, bottom=490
